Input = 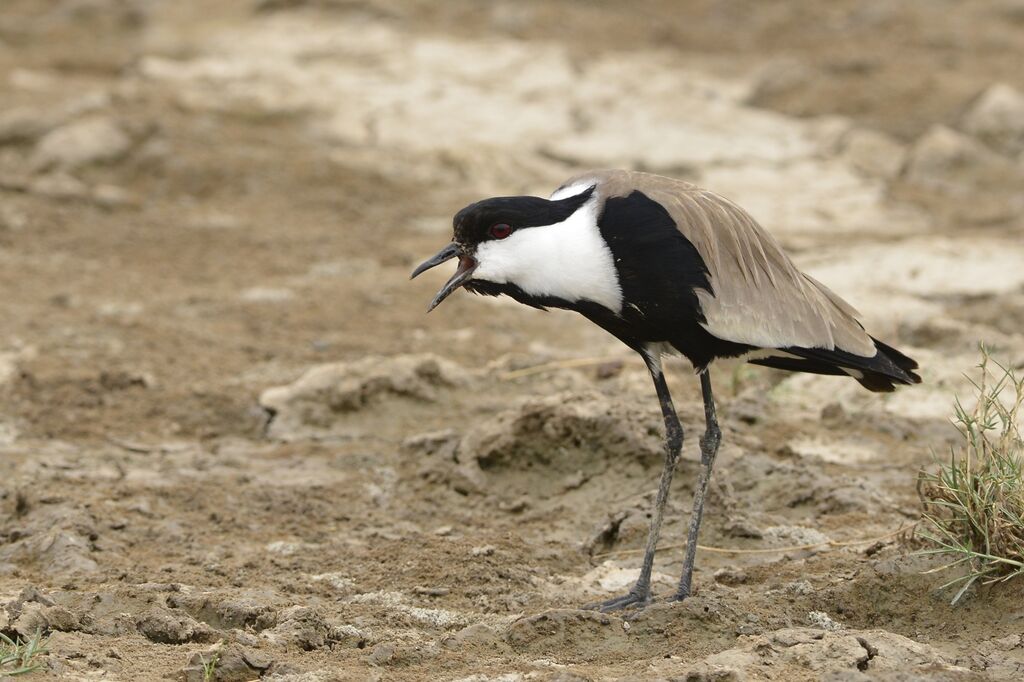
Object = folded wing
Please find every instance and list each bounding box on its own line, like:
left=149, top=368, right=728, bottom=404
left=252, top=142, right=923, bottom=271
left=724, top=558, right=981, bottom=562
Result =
left=572, top=170, right=876, bottom=357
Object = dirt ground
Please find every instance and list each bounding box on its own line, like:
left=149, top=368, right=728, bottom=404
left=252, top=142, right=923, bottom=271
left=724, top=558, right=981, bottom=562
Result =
left=2, top=1, right=1024, bottom=680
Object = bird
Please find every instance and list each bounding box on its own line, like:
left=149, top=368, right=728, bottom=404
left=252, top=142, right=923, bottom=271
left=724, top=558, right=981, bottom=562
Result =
left=410, top=169, right=921, bottom=612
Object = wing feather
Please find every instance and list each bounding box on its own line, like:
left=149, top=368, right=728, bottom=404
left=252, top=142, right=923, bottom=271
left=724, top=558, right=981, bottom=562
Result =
left=559, top=170, right=876, bottom=356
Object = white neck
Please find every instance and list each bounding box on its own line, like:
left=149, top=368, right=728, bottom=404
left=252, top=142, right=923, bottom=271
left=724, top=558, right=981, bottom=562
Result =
left=472, top=193, right=623, bottom=313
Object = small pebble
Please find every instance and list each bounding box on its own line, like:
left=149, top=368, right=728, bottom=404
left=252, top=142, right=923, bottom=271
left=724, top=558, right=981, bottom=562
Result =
left=365, top=642, right=397, bottom=667
left=561, top=471, right=587, bottom=491
left=595, top=360, right=624, bottom=379
left=498, top=498, right=529, bottom=513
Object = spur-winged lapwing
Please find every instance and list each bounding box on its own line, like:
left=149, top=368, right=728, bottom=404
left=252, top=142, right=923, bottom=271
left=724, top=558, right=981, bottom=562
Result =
left=411, top=169, right=921, bottom=612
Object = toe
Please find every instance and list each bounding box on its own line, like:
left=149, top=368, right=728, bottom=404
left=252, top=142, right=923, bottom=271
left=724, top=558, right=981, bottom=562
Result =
left=665, top=589, right=689, bottom=604
left=584, top=591, right=650, bottom=613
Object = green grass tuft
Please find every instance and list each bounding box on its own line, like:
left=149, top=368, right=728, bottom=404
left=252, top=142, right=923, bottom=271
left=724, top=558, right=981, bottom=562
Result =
left=918, top=347, right=1024, bottom=604
left=200, top=650, right=220, bottom=682
left=0, top=629, right=49, bottom=676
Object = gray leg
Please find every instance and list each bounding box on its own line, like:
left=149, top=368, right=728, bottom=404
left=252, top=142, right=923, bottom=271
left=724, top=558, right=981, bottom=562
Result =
left=586, top=351, right=684, bottom=612
left=671, top=369, right=721, bottom=601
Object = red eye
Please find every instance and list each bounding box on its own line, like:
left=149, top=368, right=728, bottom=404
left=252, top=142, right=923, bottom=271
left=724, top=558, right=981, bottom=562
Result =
left=489, top=223, right=512, bottom=239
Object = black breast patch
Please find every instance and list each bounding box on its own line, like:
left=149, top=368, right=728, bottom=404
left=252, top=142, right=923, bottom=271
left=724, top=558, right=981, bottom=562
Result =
left=599, top=191, right=711, bottom=325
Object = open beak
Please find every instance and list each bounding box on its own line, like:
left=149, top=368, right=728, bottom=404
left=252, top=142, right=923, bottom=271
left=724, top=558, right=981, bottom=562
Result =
left=410, top=242, right=478, bottom=312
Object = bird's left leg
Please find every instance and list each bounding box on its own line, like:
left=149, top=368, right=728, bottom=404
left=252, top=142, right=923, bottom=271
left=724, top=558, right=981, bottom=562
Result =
left=585, top=351, right=683, bottom=612
left=670, top=369, right=721, bottom=602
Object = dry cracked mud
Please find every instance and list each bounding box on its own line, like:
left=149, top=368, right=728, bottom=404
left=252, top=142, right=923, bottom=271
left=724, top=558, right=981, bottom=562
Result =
left=2, top=1, right=1024, bottom=680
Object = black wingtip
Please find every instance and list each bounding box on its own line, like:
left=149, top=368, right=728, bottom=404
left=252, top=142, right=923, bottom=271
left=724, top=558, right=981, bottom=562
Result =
left=854, top=339, right=922, bottom=392
left=872, top=337, right=920, bottom=372
left=753, top=337, right=923, bottom=393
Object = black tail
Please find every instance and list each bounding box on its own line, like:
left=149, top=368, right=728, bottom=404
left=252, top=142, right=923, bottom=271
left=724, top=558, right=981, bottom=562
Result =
left=748, top=337, right=921, bottom=393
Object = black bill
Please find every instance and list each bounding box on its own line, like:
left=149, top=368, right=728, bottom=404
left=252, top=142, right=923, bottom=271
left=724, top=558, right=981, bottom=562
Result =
left=410, top=243, right=478, bottom=312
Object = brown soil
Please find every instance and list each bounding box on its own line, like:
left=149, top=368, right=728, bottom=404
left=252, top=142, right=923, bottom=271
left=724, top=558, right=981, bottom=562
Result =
left=1, top=1, right=1023, bottom=680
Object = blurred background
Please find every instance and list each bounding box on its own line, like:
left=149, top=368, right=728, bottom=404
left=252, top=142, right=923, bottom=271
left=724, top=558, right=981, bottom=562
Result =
left=1, top=1, right=1023, bottom=679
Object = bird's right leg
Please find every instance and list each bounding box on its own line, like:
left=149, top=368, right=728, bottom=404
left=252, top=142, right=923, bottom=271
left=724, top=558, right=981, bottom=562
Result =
left=585, top=351, right=683, bottom=612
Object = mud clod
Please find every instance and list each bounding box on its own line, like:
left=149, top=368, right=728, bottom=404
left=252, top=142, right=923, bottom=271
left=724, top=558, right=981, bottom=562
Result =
left=262, top=606, right=360, bottom=651
left=181, top=643, right=273, bottom=682
left=364, top=641, right=397, bottom=667
left=260, top=355, right=464, bottom=440
left=167, top=593, right=282, bottom=632
left=135, top=606, right=215, bottom=644
left=505, top=610, right=628, bottom=661
left=30, top=116, right=135, bottom=172
left=685, top=628, right=961, bottom=679
left=0, top=507, right=101, bottom=576
left=459, top=392, right=661, bottom=499
left=960, top=82, right=1024, bottom=156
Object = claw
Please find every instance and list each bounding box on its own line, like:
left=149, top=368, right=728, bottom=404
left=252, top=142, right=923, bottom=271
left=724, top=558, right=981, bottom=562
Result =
left=665, top=590, right=689, bottom=604
left=584, top=589, right=650, bottom=613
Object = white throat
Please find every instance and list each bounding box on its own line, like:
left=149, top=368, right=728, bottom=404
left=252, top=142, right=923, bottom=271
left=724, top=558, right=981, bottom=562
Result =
left=472, top=191, right=623, bottom=313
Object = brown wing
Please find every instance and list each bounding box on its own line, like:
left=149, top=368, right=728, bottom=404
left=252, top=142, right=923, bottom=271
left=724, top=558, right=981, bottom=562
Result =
left=557, top=170, right=876, bottom=357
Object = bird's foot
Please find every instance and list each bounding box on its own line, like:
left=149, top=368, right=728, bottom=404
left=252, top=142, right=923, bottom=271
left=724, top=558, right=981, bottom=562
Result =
left=665, top=588, right=690, bottom=604
left=584, top=588, right=650, bottom=613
